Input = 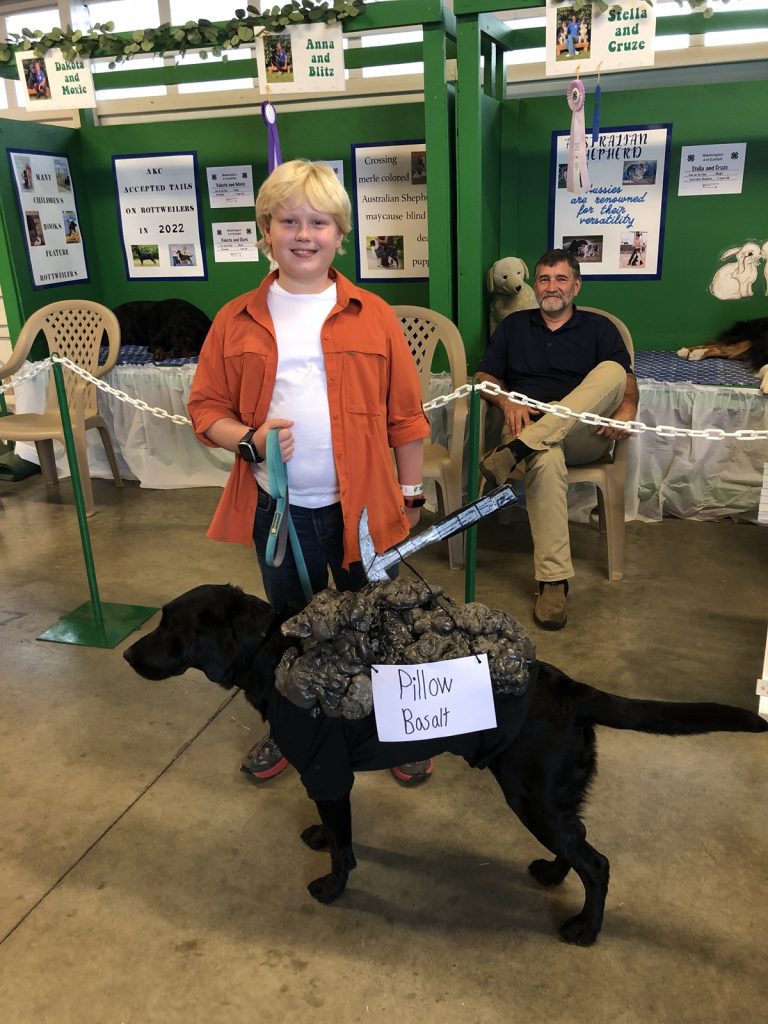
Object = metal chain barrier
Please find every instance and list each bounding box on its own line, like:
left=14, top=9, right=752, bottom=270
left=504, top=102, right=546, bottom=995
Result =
left=2, top=356, right=767, bottom=443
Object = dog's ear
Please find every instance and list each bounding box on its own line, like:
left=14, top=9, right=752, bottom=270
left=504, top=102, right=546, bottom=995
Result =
left=522, top=259, right=530, bottom=279
left=487, top=266, right=495, bottom=292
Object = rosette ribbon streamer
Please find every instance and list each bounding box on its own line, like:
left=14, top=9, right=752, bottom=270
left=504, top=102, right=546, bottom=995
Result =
left=261, top=101, right=282, bottom=174
left=566, top=79, right=590, bottom=193
left=592, top=81, right=602, bottom=144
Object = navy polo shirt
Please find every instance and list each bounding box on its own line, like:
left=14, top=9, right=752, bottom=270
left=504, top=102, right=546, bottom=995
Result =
left=478, top=306, right=631, bottom=404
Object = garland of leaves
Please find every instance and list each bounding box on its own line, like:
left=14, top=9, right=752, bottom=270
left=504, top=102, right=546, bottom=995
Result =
left=0, top=1, right=365, bottom=70
left=555, top=1, right=718, bottom=17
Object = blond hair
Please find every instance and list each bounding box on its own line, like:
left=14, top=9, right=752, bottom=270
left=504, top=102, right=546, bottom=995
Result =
left=255, top=159, right=351, bottom=258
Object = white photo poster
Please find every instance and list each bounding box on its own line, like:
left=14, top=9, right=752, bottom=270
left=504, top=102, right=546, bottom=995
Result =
left=15, top=48, right=96, bottom=109
left=113, top=152, right=206, bottom=280
left=678, top=144, right=747, bottom=197
left=546, top=1, right=655, bottom=77
left=8, top=149, right=88, bottom=288
left=550, top=124, right=671, bottom=279
left=352, top=142, right=429, bottom=282
left=206, top=165, right=255, bottom=208
left=212, top=221, right=260, bottom=263
left=255, top=22, right=345, bottom=94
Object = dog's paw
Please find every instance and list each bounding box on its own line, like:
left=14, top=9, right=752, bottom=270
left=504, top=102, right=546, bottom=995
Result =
left=558, top=912, right=600, bottom=946
left=676, top=347, right=690, bottom=359
left=687, top=349, right=707, bottom=361
left=529, top=856, right=570, bottom=887
left=308, top=872, right=348, bottom=904
left=301, top=824, right=328, bottom=851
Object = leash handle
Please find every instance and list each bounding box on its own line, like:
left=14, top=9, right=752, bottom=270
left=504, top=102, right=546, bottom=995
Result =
left=264, top=429, right=313, bottom=603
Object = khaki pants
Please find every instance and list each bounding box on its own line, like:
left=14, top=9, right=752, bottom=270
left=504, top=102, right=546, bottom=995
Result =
left=500, top=361, right=627, bottom=582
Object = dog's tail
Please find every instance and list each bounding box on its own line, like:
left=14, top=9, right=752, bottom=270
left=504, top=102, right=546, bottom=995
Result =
left=569, top=680, right=767, bottom=736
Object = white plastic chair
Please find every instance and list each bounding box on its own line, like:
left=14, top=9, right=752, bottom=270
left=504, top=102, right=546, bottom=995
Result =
left=394, top=305, right=469, bottom=569
left=0, top=300, right=122, bottom=515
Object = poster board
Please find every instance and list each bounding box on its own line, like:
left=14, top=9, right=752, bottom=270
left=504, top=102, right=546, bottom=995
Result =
left=15, top=48, right=96, bottom=109
left=255, top=22, right=345, bottom=94
left=8, top=148, right=89, bottom=289
left=112, top=152, right=207, bottom=280
left=545, top=1, right=655, bottom=78
left=549, top=124, right=672, bottom=280
left=351, top=140, right=429, bottom=282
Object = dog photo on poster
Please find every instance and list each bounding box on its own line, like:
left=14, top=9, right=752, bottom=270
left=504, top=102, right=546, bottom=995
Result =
left=550, top=123, right=671, bottom=280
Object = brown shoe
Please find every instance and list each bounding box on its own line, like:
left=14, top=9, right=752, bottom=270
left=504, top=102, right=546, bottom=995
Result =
left=533, top=581, right=568, bottom=631
left=480, top=443, right=520, bottom=489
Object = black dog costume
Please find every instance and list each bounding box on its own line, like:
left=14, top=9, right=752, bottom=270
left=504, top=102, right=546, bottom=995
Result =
left=123, top=583, right=767, bottom=946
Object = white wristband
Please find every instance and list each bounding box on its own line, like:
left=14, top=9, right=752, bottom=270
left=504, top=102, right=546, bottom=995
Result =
left=400, top=483, right=424, bottom=497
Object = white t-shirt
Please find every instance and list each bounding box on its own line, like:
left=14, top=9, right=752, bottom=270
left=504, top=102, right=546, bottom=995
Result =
left=254, top=280, right=339, bottom=508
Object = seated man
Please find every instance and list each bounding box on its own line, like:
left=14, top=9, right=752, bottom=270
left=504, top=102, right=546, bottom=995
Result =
left=478, top=248, right=638, bottom=631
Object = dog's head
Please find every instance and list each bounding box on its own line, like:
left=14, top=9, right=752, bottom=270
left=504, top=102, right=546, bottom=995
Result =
left=487, top=257, right=530, bottom=296
left=123, top=584, right=289, bottom=717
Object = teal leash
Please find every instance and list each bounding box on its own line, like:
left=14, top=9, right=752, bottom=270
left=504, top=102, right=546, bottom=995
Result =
left=264, top=429, right=313, bottom=604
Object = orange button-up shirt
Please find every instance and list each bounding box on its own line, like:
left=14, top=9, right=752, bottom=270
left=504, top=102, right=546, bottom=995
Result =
left=188, top=269, right=430, bottom=567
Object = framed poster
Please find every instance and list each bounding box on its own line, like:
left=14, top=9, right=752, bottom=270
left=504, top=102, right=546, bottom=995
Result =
left=546, top=1, right=655, bottom=78
left=549, top=124, right=672, bottom=280
left=8, top=148, right=89, bottom=289
left=351, top=141, right=429, bottom=282
left=112, top=152, right=207, bottom=280
left=255, top=22, right=345, bottom=94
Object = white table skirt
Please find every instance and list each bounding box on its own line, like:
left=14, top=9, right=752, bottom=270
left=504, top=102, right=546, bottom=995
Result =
left=10, top=363, right=768, bottom=522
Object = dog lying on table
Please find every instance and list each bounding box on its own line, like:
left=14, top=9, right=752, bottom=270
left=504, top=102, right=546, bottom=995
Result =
left=123, top=581, right=766, bottom=946
left=113, top=298, right=211, bottom=360
left=677, top=316, right=768, bottom=393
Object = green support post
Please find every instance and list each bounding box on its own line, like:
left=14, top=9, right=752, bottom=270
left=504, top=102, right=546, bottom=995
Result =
left=464, top=379, right=482, bottom=603
left=38, top=355, right=157, bottom=648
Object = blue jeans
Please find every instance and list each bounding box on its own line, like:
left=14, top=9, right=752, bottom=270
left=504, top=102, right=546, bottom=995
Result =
left=253, top=488, right=367, bottom=613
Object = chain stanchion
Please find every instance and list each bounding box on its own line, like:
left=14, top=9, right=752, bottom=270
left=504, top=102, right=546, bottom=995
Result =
left=4, top=357, right=765, bottom=617
left=35, top=354, right=157, bottom=649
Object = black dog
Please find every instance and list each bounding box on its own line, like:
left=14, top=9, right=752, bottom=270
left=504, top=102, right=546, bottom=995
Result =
left=677, top=316, right=768, bottom=392
left=123, top=584, right=767, bottom=946
left=113, top=298, right=212, bottom=360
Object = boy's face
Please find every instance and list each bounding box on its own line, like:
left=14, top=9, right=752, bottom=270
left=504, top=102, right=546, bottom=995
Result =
left=264, top=201, right=344, bottom=293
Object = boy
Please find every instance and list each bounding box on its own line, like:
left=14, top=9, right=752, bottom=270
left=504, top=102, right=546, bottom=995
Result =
left=188, top=160, right=434, bottom=786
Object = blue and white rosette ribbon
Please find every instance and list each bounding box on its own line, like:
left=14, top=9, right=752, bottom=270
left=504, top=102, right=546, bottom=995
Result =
left=566, top=79, right=590, bottom=193
left=261, top=101, right=282, bottom=174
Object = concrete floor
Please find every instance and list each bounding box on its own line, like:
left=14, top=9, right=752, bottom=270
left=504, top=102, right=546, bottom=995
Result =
left=1, top=473, right=766, bottom=1024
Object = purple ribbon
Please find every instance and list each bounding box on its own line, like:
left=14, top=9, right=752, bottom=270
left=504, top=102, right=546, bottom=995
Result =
left=261, top=101, right=282, bottom=174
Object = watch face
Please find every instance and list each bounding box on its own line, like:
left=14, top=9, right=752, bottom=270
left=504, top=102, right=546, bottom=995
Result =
left=238, top=432, right=260, bottom=463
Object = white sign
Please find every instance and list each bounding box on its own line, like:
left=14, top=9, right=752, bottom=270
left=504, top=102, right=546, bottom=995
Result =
left=352, top=141, right=429, bottom=281
left=550, top=124, right=671, bottom=279
left=206, top=165, right=255, bottom=208
left=371, top=654, right=496, bottom=743
left=256, top=22, right=345, bottom=94
left=318, top=159, right=344, bottom=187
left=212, top=221, right=260, bottom=262
left=678, top=144, right=746, bottom=197
left=113, top=152, right=206, bottom=280
left=15, top=48, right=96, bottom=109
left=8, top=149, right=88, bottom=289
left=546, top=1, right=655, bottom=78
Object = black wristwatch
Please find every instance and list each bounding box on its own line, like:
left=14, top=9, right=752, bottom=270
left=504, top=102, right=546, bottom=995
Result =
left=237, top=428, right=263, bottom=464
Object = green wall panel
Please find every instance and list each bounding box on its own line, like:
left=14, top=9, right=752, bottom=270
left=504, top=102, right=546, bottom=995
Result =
left=501, top=80, right=768, bottom=350
left=71, top=104, right=430, bottom=319
left=0, top=103, right=431, bottom=340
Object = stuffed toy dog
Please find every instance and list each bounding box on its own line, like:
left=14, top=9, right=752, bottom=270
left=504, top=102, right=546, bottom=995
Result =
left=487, top=257, right=538, bottom=334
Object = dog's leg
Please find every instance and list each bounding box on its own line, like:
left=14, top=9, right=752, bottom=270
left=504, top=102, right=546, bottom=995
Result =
left=306, top=796, right=356, bottom=904
left=521, top=809, right=609, bottom=946
left=300, top=824, right=328, bottom=851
